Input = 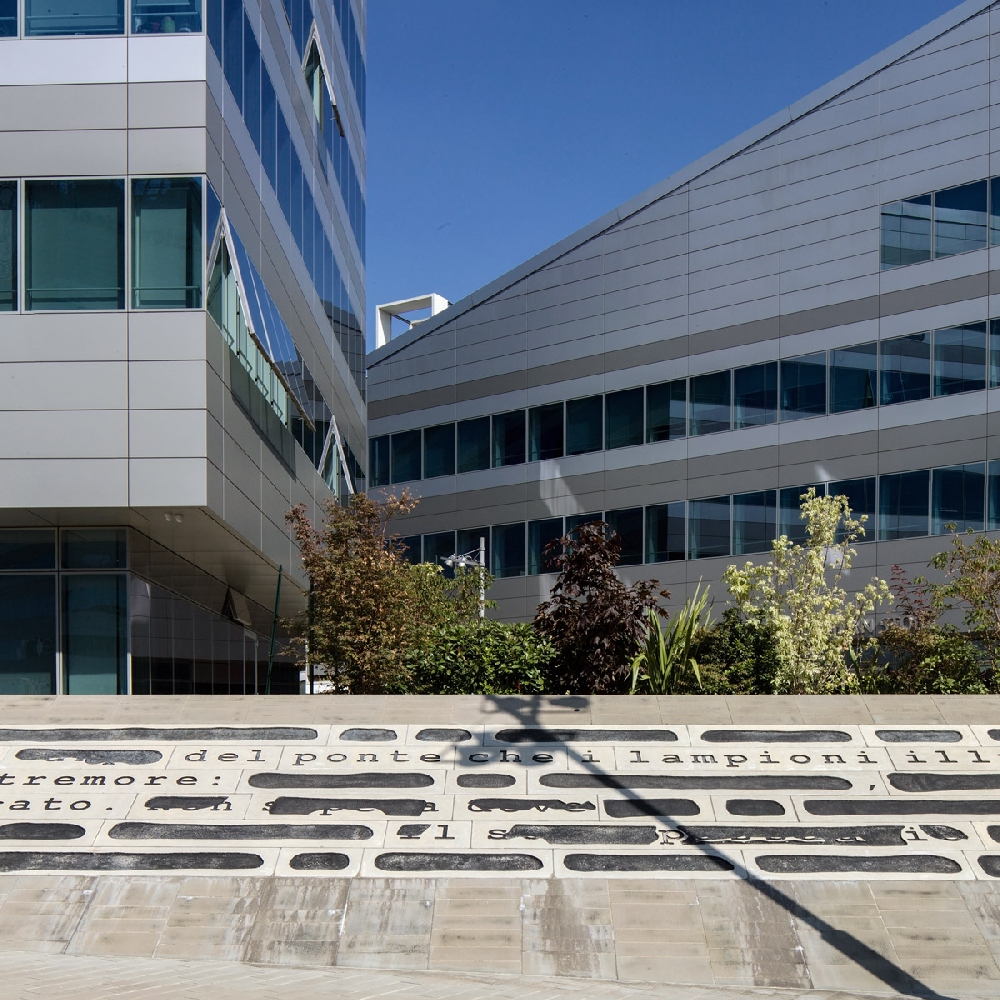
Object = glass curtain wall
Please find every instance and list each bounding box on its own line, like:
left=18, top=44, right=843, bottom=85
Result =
left=880, top=194, right=932, bottom=267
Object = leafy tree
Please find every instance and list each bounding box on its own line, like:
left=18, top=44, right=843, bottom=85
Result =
left=630, top=583, right=710, bottom=695
left=722, top=488, right=890, bottom=694
left=533, top=521, right=667, bottom=694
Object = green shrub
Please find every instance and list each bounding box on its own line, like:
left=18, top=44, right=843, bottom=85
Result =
left=682, top=609, right=782, bottom=694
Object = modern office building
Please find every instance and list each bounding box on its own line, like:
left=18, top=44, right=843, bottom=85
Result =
left=367, top=0, right=1000, bottom=621
left=0, top=0, right=366, bottom=693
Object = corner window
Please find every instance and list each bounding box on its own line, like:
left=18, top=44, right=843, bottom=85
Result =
left=934, top=181, right=987, bottom=258
left=132, top=1, right=202, bottom=34
left=733, top=362, right=777, bottom=428
left=645, top=502, right=685, bottom=563
left=933, top=323, right=986, bottom=397
left=0, top=181, right=14, bottom=311
left=565, top=396, right=603, bottom=455
left=880, top=194, right=931, bottom=268
left=829, top=342, right=877, bottom=414
left=529, top=403, right=563, bottom=461
left=880, top=334, right=930, bottom=405
left=646, top=379, right=686, bottom=442
left=780, top=353, right=826, bottom=421
left=492, top=410, right=526, bottom=468
left=132, top=178, right=202, bottom=309
left=26, top=179, right=125, bottom=311
left=25, top=0, right=124, bottom=36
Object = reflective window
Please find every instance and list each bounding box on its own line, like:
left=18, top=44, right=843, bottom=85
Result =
left=606, top=508, right=643, bottom=566
left=222, top=0, right=242, bottom=107
left=457, top=528, right=490, bottom=569
left=0, top=575, right=55, bottom=695
left=690, top=371, right=730, bottom=436
left=132, top=1, right=203, bottom=34
left=734, top=362, right=777, bottom=428
left=605, top=388, right=643, bottom=450
left=0, top=529, right=55, bottom=570
left=830, top=342, right=877, bottom=413
left=242, top=13, right=261, bottom=150
left=992, top=178, right=1000, bottom=247
left=62, top=574, right=127, bottom=695
left=529, top=403, right=563, bottom=461
left=0, top=0, right=14, bottom=37
left=780, top=353, right=826, bottom=421
left=879, top=470, right=930, bottom=540
left=528, top=518, right=563, bottom=575
left=880, top=333, right=931, bottom=405
left=207, top=0, right=222, bottom=52
left=989, top=460, right=1000, bottom=530
left=990, top=319, right=1000, bottom=389
left=260, top=71, right=278, bottom=188
left=492, top=410, right=526, bottom=467
left=733, top=490, right=776, bottom=555
left=62, top=528, right=126, bottom=570
left=457, top=417, right=490, bottom=474
left=390, top=430, right=421, bottom=484
left=689, top=497, right=730, bottom=559
left=566, top=395, right=603, bottom=455
left=491, top=523, right=525, bottom=578
left=132, top=178, right=202, bottom=309
left=933, top=323, right=986, bottom=396
left=779, top=485, right=820, bottom=544
left=399, top=535, right=421, bottom=564
left=0, top=181, right=13, bottom=310
left=304, top=43, right=325, bottom=128
left=423, top=423, right=455, bottom=479
left=880, top=194, right=932, bottom=268
left=932, top=463, right=985, bottom=534
left=26, top=180, right=125, bottom=311
left=369, top=435, right=389, bottom=488
left=423, top=531, right=456, bottom=572
left=934, top=180, right=987, bottom=258
left=646, top=379, right=686, bottom=442
left=645, top=502, right=685, bottom=563
left=25, top=0, right=123, bottom=35
left=827, top=477, right=876, bottom=542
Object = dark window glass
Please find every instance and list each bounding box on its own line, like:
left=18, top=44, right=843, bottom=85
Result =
left=399, top=535, right=421, bottom=564
left=133, top=1, right=202, bottom=33
left=457, top=417, right=490, bottom=473
left=25, top=180, right=125, bottom=310
left=989, top=460, right=1000, bottom=530
left=242, top=14, right=261, bottom=151
left=645, top=502, right=685, bottom=563
left=62, top=528, right=126, bottom=570
left=566, top=513, right=602, bottom=536
left=606, top=508, right=643, bottom=566
left=222, top=0, right=242, bottom=107
left=690, top=371, right=730, bottom=436
left=880, top=194, right=931, bottom=268
left=733, top=490, right=776, bottom=555
left=132, top=178, right=202, bottom=309
left=390, top=430, right=421, bottom=484
left=207, top=0, right=222, bottom=54
left=0, top=0, right=15, bottom=37
left=779, top=485, right=821, bottom=544
left=492, top=410, right=526, bottom=467
left=423, top=423, right=455, bottom=479
left=646, top=379, right=686, bottom=442
left=689, top=497, right=730, bottom=559
left=734, top=362, right=777, bottom=428
left=934, top=180, right=987, bottom=258
left=456, top=528, right=490, bottom=571
left=0, top=575, right=55, bottom=695
left=879, top=470, right=930, bottom=540
left=491, top=522, right=525, bottom=578
left=276, top=115, right=291, bottom=222
left=260, top=71, right=277, bottom=189
left=528, top=518, right=563, bottom=575
left=25, top=0, right=123, bottom=35
left=780, top=353, right=826, bottom=421
left=422, top=531, right=456, bottom=570
left=529, top=403, right=563, bottom=461
left=0, top=529, right=56, bottom=570
left=992, top=177, right=1000, bottom=247
left=369, top=435, right=389, bottom=488
left=991, top=319, right=1000, bottom=389
left=880, top=333, right=931, bottom=405
left=934, top=323, right=986, bottom=396
left=565, top=396, right=603, bottom=455
left=63, top=574, right=127, bottom=695
left=605, top=388, right=643, bottom=450
left=932, top=463, right=985, bottom=534
left=830, top=342, right=877, bottom=413
left=0, top=182, right=14, bottom=311
left=827, top=477, right=877, bottom=542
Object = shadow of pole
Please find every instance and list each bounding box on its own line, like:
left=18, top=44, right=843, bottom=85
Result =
left=482, top=694, right=957, bottom=1000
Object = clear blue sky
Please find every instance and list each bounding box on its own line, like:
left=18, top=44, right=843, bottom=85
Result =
left=366, top=0, right=960, bottom=346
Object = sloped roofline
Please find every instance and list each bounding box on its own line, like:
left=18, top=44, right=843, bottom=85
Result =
left=367, top=0, right=993, bottom=369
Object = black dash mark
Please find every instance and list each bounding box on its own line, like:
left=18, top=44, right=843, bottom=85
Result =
left=889, top=773, right=1000, bottom=793
left=467, top=799, right=596, bottom=814
left=727, top=799, right=785, bottom=817
left=15, top=749, right=163, bottom=766
left=921, top=825, right=968, bottom=842
left=396, top=824, right=431, bottom=838
left=987, top=730, right=1000, bottom=742
left=564, top=854, right=734, bottom=873
left=339, top=728, right=397, bottom=742
left=806, top=799, right=1000, bottom=815
left=416, top=729, right=472, bottom=742
left=755, top=854, right=961, bottom=875
left=875, top=729, right=962, bottom=743
left=988, top=827, right=1000, bottom=844
left=0, top=851, right=264, bottom=872
left=248, top=773, right=434, bottom=789
left=0, top=727, right=315, bottom=741
left=541, top=773, right=851, bottom=791
left=289, top=853, right=351, bottom=871
left=500, top=824, right=657, bottom=845
left=979, top=855, right=1000, bottom=877
left=145, top=796, right=230, bottom=812
left=375, top=852, right=543, bottom=872
left=700, top=729, right=850, bottom=743
left=268, top=797, right=433, bottom=817
left=456, top=774, right=516, bottom=789
left=0, top=823, right=85, bottom=841
left=494, top=728, right=676, bottom=743
left=603, top=799, right=699, bottom=818
left=109, top=823, right=373, bottom=841
left=665, top=825, right=965, bottom=846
